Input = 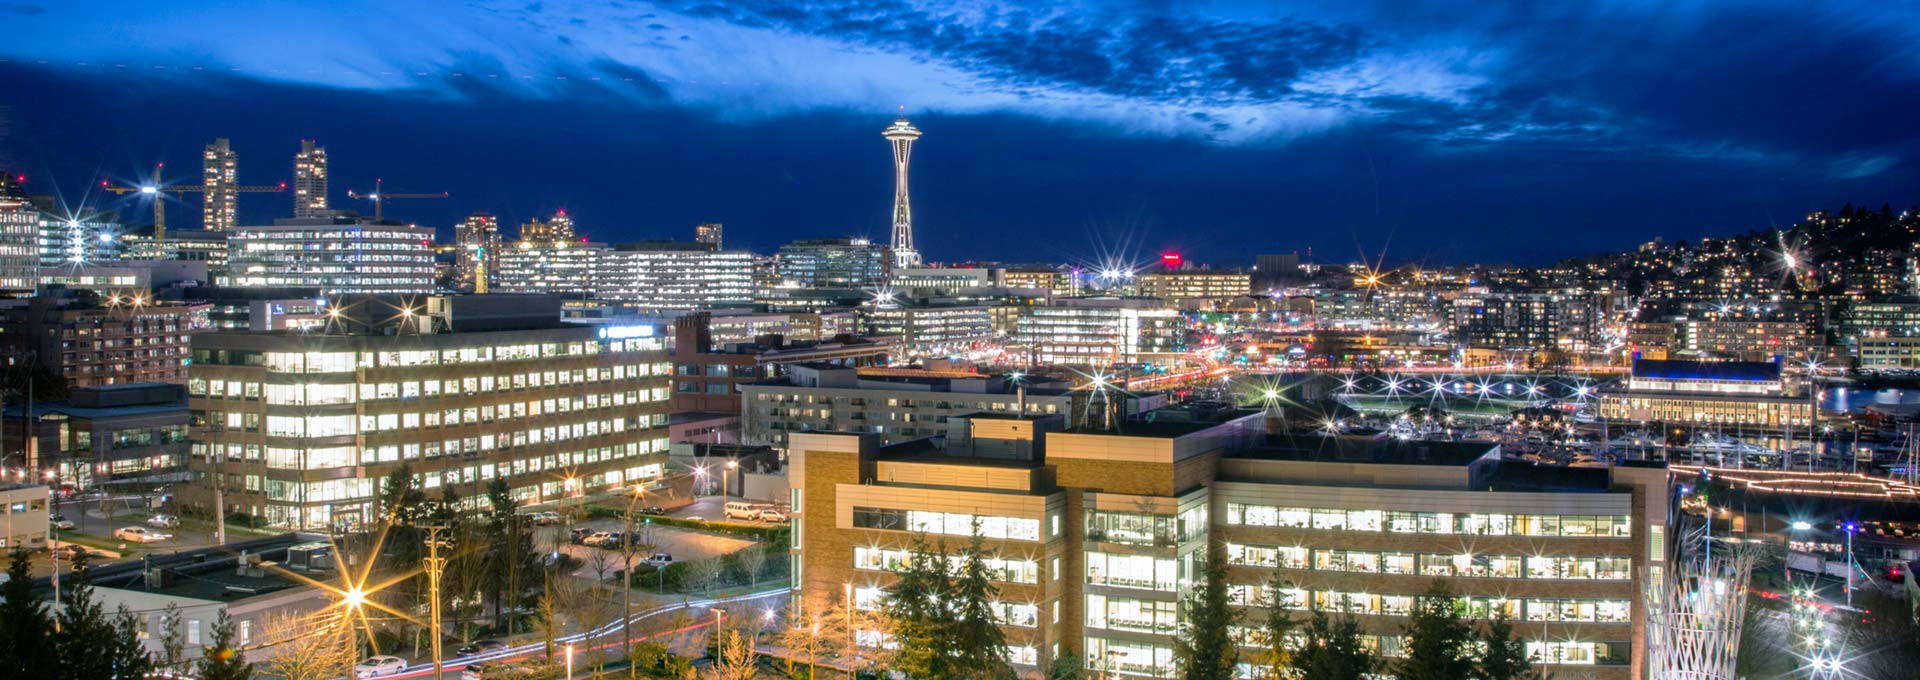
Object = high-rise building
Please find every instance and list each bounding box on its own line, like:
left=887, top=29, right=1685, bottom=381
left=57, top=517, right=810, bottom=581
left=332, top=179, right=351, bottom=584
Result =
left=292, top=139, right=329, bottom=219
left=696, top=222, right=723, bottom=250
left=776, top=238, right=887, bottom=289
left=600, top=241, right=754, bottom=310
left=455, top=212, right=503, bottom=292
left=521, top=209, right=577, bottom=242
left=0, top=175, right=44, bottom=294
left=181, top=294, right=673, bottom=530
left=884, top=117, right=923, bottom=270
left=202, top=138, right=240, bottom=231
left=229, top=217, right=435, bottom=293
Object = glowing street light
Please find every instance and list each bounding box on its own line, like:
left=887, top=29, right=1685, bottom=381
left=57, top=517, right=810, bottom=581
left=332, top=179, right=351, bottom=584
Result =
left=1791, top=520, right=1813, bottom=531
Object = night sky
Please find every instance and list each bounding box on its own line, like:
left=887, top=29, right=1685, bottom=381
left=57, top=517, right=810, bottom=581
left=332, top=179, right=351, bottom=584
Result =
left=1, top=1, right=1916, bottom=267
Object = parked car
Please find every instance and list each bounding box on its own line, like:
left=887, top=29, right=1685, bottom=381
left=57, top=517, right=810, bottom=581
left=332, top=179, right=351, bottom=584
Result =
left=639, top=505, right=666, bottom=515
left=455, top=639, right=509, bottom=657
left=643, top=553, right=675, bottom=567
left=355, top=655, right=408, bottom=678
left=146, top=514, right=180, bottom=528
left=49, top=514, right=75, bottom=530
left=758, top=508, right=788, bottom=523
left=530, top=511, right=563, bottom=526
left=115, top=526, right=170, bottom=543
left=581, top=531, right=615, bottom=548
left=569, top=527, right=596, bottom=544
left=723, top=501, right=764, bottom=521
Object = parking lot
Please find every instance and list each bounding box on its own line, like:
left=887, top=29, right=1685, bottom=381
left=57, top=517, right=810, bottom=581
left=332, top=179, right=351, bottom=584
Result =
left=534, top=517, right=762, bottom=580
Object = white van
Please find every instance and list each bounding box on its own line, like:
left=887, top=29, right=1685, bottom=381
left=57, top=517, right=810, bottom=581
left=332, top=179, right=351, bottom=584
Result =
left=724, top=501, right=764, bottom=521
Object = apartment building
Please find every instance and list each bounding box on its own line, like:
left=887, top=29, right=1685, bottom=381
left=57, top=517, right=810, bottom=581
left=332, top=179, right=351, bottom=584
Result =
left=788, top=407, right=1668, bottom=678
left=0, top=289, right=208, bottom=388
left=181, top=294, right=672, bottom=530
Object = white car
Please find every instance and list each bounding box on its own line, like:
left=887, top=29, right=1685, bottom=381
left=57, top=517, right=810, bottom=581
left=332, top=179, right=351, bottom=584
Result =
left=758, top=508, right=788, bottom=523
left=355, top=655, right=409, bottom=678
left=115, top=526, right=170, bottom=543
left=146, top=514, right=180, bottom=528
left=49, top=515, right=75, bottom=530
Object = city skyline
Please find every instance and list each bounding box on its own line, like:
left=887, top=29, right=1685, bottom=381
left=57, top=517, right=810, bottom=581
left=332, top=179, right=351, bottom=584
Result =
left=0, top=2, right=1915, bottom=264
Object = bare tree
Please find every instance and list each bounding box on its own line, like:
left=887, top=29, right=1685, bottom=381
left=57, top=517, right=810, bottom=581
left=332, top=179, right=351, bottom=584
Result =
left=257, top=611, right=353, bottom=680
left=736, top=542, right=768, bottom=588
left=706, top=630, right=758, bottom=680
left=158, top=602, right=187, bottom=673
left=686, top=558, right=723, bottom=594
left=585, top=547, right=619, bottom=582
left=776, top=607, right=839, bottom=679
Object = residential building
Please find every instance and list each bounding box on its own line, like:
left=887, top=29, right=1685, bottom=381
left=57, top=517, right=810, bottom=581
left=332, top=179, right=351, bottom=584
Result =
left=3, top=383, right=190, bottom=488
left=1598, top=358, right=1813, bottom=432
left=0, top=174, right=37, bottom=295
left=696, top=222, right=723, bottom=249
left=454, top=212, right=502, bottom=292
left=292, top=140, right=329, bottom=219
left=495, top=239, right=605, bottom=297
left=0, top=289, right=207, bottom=388
left=788, top=408, right=1667, bottom=678
left=1672, top=319, right=1818, bottom=363
left=519, top=210, right=576, bottom=242
left=1452, top=291, right=1564, bottom=351
left=1014, top=298, right=1184, bottom=366
left=228, top=218, right=436, bottom=294
left=181, top=294, right=672, bottom=529
left=777, top=238, right=887, bottom=290
left=202, top=138, right=239, bottom=231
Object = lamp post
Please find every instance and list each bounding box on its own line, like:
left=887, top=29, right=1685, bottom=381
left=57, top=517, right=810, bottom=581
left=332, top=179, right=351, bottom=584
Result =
left=844, top=582, right=856, bottom=680
left=564, top=642, right=574, bottom=680
left=621, top=485, right=649, bottom=678
left=723, top=459, right=738, bottom=499
left=424, top=525, right=450, bottom=680
left=711, top=607, right=726, bottom=666
left=342, top=586, right=366, bottom=673
left=1844, top=522, right=1857, bottom=605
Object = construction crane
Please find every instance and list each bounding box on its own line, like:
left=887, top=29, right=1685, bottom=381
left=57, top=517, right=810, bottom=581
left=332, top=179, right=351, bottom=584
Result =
left=101, top=162, right=287, bottom=247
left=346, top=178, right=447, bottom=221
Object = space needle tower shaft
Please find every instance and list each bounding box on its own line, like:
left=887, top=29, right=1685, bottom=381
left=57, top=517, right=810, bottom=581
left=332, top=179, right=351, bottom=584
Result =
left=884, top=116, right=923, bottom=270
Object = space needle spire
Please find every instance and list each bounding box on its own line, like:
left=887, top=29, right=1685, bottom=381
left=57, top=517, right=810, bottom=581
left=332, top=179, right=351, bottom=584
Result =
left=883, top=113, right=923, bottom=269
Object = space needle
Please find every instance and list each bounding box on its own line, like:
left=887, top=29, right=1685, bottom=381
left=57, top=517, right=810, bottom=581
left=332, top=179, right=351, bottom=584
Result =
left=884, top=115, right=923, bottom=269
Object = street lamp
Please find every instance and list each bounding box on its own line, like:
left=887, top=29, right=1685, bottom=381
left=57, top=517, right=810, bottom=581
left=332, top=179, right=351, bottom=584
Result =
left=564, top=642, right=575, bottom=680
left=723, top=459, right=739, bottom=499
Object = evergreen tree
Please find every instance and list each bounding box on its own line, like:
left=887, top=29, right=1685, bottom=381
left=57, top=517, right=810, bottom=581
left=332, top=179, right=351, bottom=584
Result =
left=483, top=478, right=537, bottom=627
left=0, top=551, right=54, bottom=676
left=883, top=535, right=955, bottom=679
left=1173, top=544, right=1237, bottom=680
left=157, top=601, right=187, bottom=672
left=1475, top=610, right=1532, bottom=680
left=1288, top=607, right=1372, bottom=680
left=109, top=605, right=155, bottom=679
left=1046, top=652, right=1083, bottom=680
left=55, top=558, right=123, bottom=680
left=947, top=534, right=1014, bottom=679
left=1256, top=578, right=1298, bottom=679
left=1393, top=581, right=1474, bottom=680
left=195, top=609, right=254, bottom=680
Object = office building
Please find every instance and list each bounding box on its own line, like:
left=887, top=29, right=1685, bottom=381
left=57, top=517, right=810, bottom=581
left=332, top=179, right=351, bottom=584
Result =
left=1014, top=298, right=1184, bottom=366
left=0, top=174, right=38, bottom=295
left=1598, top=359, right=1813, bottom=432
left=1136, top=271, right=1251, bottom=308
left=696, top=222, right=723, bottom=250
left=670, top=312, right=894, bottom=413
left=0, top=484, right=50, bottom=551
left=123, top=229, right=231, bottom=276
left=1856, top=337, right=1920, bottom=372
left=495, top=239, right=606, bottom=297
left=34, top=205, right=123, bottom=267
left=1838, top=299, right=1920, bottom=341
left=162, top=285, right=327, bottom=332
left=228, top=218, right=435, bottom=294
left=0, top=289, right=207, bottom=388
left=600, top=241, right=754, bottom=310
left=455, top=213, right=503, bottom=293
left=885, top=117, right=923, bottom=269
left=740, top=364, right=1122, bottom=448
left=3, top=383, right=190, bottom=487
left=203, top=138, right=239, bottom=231
left=292, top=140, right=329, bottom=219
left=890, top=267, right=997, bottom=292
left=789, top=408, right=1667, bottom=678
left=702, top=310, right=862, bottom=345
left=520, top=209, right=577, bottom=242
left=777, top=238, right=887, bottom=290
left=39, top=260, right=210, bottom=296
left=182, top=294, right=673, bottom=530
left=1003, top=267, right=1076, bottom=297
left=864, top=302, right=996, bottom=357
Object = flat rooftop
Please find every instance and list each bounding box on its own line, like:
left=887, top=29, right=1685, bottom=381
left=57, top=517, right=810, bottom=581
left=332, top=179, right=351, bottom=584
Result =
left=1235, top=434, right=1498, bottom=467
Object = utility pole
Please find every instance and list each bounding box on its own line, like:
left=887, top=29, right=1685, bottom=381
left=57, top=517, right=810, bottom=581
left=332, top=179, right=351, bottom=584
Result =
left=425, top=524, right=450, bottom=680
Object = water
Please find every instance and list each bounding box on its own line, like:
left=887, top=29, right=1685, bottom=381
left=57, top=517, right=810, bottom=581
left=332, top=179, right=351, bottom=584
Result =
left=1822, top=387, right=1920, bottom=414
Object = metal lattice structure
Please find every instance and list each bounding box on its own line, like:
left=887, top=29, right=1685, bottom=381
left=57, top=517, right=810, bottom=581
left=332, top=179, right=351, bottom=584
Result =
left=883, top=117, right=922, bottom=270
left=1647, top=516, right=1760, bottom=679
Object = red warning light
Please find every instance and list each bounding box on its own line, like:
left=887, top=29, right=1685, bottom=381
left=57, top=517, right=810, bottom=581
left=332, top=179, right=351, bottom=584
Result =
left=1161, top=252, right=1183, bottom=269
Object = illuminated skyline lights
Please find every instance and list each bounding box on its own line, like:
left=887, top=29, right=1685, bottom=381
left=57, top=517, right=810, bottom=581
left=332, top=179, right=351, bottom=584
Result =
left=884, top=117, right=922, bottom=270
